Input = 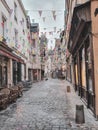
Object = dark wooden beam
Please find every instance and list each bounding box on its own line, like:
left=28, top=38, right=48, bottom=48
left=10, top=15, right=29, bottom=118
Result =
left=71, top=20, right=86, bottom=53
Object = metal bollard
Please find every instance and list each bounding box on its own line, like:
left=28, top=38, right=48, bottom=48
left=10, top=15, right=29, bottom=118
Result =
left=67, top=86, right=71, bottom=92
left=76, top=105, right=85, bottom=124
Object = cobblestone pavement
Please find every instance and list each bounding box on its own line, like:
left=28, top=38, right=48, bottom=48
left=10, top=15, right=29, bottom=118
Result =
left=0, top=79, right=98, bottom=130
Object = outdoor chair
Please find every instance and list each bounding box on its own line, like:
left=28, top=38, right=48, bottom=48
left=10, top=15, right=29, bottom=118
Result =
left=0, top=88, right=11, bottom=109
left=17, top=82, right=23, bottom=97
left=9, top=85, right=19, bottom=103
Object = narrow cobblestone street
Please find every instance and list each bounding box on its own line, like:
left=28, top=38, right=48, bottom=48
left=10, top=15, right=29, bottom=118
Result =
left=0, top=79, right=98, bottom=130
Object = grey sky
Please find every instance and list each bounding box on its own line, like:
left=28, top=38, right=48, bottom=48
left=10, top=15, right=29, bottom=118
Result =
left=22, top=0, right=65, bottom=49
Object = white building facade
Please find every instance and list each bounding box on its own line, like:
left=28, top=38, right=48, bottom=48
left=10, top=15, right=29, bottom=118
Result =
left=0, top=0, right=32, bottom=87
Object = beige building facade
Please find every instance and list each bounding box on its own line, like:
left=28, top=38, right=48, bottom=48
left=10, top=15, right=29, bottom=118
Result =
left=65, top=0, right=98, bottom=117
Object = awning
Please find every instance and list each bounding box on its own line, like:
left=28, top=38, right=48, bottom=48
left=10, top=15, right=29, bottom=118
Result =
left=0, top=49, right=24, bottom=63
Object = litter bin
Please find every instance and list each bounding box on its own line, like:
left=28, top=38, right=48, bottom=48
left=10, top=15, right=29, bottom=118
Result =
left=67, top=86, right=71, bottom=92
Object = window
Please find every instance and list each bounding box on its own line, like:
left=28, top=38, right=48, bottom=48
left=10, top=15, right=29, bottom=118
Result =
left=22, top=18, right=25, bottom=35
left=81, top=48, right=86, bottom=88
left=22, top=39, right=25, bottom=55
left=14, top=2, right=17, bottom=22
left=33, top=56, right=36, bottom=63
left=22, top=39, right=25, bottom=46
left=3, top=66, right=7, bottom=86
left=0, top=65, right=2, bottom=87
left=88, top=69, right=93, bottom=91
left=2, top=15, right=7, bottom=38
left=32, top=39, right=36, bottom=48
left=15, top=29, right=18, bottom=48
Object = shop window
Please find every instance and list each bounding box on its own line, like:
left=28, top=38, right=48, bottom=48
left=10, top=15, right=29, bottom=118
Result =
left=13, top=61, right=17, bottom=85
left=28, top=69, right=32, bottom=81
left=88, top=69, right=93, bottom=91
left=85, top=40, right=93, bottom=92
left=0, top=65, right=2, bottom=87
left=23, top=64, right=26, bottom=80
left=2, top=66, right=7, bottom=86
left=81, top=48, right=86, bottom=88
left=75, top=64, right=78, bottom=85
left=17, top=63, right=21, bottom=82
left=86, top=47, right=92, bottom=69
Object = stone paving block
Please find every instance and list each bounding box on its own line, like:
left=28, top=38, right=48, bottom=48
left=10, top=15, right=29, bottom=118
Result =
left=0, top=79, right=98, bottom=130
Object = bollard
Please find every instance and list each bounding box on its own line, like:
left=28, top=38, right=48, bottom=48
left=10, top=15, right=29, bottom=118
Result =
left=67, top=86, right=71, bottom=92
left=75, top=105, right=85, bottom=124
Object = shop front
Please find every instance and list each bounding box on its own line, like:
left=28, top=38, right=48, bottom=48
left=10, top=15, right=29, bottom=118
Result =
left=28, top=68, right=32, bottom=81
left=67, top=1, right=95, bottom=114
left=0, top=42, right=24, bottom=87
left=73, top=36, right=95, bottom=112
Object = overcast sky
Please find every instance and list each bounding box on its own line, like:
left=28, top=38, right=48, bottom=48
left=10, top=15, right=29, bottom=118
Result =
left=22, top=0, right=65, bottom=49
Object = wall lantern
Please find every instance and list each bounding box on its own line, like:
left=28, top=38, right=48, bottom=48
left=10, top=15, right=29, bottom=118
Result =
left=94, top=8, right=98, bottom=17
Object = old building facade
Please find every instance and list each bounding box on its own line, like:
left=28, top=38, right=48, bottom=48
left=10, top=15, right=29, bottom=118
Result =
left=39, top=34, right=48, bottom=79
left=0, top=0, right=35, bottom=87
left=65, top=0, right=98, bottom=117
left=51, top=38, right=65, bottom=79
left=30, top=23, right=41, bottom=82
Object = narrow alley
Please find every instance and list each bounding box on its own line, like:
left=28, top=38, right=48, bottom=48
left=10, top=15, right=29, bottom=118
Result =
left=0, top=0, right=98, bottom=129
left=0, top=79, right=98, bottom=130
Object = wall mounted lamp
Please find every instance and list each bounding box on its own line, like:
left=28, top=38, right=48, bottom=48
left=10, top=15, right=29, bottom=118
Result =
left=94, top=8, right=98, bottom=17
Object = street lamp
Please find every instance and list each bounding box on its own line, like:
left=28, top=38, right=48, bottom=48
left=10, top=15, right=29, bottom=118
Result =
left=94, top=8, right=98, bottom=17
